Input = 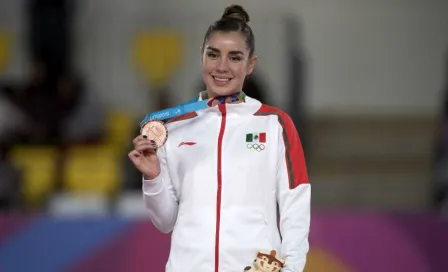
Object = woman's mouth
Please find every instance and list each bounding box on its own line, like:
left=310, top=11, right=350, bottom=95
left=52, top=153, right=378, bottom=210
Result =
left=212, top=76, right=232, bottom=86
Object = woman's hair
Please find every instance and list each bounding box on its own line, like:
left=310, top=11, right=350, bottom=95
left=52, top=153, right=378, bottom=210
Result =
left=202, top=5, right=255, bottom=57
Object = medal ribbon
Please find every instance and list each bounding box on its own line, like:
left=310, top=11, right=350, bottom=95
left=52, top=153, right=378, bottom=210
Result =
left=140, top=92, right=245, bottom=126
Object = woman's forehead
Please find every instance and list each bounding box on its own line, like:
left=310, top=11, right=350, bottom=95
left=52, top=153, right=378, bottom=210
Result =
left=205, top=32, right=247, bottom=51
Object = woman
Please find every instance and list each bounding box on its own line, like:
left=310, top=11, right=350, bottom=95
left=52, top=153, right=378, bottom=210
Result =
left=129, top=5, right=311, bottom=272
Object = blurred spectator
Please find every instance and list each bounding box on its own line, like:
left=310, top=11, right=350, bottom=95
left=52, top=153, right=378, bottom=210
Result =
left=0, top=146, right=23, bottom=210
left=15, top=59, right=63, bottom=144
left=57, top=72, right=106, bottom=145
left=0, top=60, right=105, bottom=147
left=0, top=84, right=28, bottom=146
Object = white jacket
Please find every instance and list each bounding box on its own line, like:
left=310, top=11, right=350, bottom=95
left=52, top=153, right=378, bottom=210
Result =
left=142, top=94, right=311, bottom=272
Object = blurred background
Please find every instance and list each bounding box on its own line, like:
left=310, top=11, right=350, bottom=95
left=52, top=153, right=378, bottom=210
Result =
left=0, top=0, right=447, bottom=271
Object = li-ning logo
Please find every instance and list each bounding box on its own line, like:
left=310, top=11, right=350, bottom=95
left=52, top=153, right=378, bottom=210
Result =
left=246, top=132, right=266, bottom=152
left=179, top=142, right=196, bottom=147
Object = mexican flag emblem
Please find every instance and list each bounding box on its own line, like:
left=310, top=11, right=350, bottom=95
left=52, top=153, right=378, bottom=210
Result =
left=246, top=132, right=266, bottom=143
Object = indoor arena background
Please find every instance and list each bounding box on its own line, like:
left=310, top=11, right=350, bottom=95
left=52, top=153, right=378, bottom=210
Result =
left=0, top=0, right=447, bottom=271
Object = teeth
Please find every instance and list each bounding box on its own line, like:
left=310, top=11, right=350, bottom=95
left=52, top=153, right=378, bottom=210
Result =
left=214, top=77, right=230, bottom=82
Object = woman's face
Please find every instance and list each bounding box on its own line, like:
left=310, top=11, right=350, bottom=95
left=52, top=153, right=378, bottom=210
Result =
left=201, top=31, right=256, bottom=97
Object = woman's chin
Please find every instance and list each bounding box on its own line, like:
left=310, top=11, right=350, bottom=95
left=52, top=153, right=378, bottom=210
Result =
left=207, top=86, right=239, bottom=97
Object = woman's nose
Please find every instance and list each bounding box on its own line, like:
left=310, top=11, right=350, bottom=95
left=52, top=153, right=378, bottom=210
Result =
left=216, top=58, right=229, bottom=72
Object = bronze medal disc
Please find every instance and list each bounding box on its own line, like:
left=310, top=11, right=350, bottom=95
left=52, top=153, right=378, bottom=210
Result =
left=140, top=120, right=168, bottom=148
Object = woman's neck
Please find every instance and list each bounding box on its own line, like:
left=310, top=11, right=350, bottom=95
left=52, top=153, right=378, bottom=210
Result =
left=205, top=90, right=241, bottom=99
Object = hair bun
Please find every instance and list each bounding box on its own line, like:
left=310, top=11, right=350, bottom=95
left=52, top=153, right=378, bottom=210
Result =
left=221, top=5, right=250, bottom=24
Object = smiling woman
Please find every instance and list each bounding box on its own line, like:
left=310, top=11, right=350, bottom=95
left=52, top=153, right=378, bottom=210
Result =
left=129, top=4, right=311, bottom=272
left=201, top=5, right=257, bottom=98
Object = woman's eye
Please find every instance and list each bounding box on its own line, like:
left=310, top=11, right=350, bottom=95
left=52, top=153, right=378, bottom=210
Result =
left=230, top=56, right=242, bottom=62
left=207, top=52, right=219, bottom=59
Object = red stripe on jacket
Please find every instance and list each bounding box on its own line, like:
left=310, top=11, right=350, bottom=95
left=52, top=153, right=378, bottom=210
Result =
left=255, top=104, right=309, bottom=189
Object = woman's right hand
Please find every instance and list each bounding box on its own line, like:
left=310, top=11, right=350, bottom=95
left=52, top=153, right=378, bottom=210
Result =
left=128, top=135, right=161, bottom=180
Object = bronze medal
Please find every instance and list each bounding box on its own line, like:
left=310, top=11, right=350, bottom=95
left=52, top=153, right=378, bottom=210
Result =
left=140, top=120, right=168, bottom=148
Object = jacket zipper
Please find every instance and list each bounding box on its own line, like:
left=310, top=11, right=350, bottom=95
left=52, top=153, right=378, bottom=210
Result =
left=215, top=104, right=226, bottom=272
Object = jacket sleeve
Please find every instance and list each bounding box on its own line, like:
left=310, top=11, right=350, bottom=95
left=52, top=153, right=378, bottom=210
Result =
left=275, top=114, right=311, bottom=272
left=142, top=144, right=179, bottom=233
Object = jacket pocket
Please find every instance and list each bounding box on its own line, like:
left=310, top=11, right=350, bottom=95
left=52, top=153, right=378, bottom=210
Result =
left=225, top=209, right=273, bottom=251
left=262, top=213, right=273, bottom=248
left=251, top=211, right=274, bottom=251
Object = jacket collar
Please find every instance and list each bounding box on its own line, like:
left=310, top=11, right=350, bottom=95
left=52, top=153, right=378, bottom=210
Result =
left=194, top=91, right=261, bottom=119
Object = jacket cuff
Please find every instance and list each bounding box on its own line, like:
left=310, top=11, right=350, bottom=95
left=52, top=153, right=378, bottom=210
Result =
left=142, top=175, right=164, bottom=195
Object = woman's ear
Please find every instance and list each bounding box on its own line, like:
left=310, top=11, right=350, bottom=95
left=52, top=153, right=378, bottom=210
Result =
left=247, top=55, right=258, bottom=75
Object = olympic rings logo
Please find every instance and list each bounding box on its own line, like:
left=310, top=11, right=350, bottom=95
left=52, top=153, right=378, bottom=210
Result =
left=247, top=143, right=265, bottom=152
